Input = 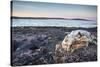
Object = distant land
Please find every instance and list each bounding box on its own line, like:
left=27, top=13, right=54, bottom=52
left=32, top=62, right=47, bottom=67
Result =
left=11, top=16, right=92, bottom=21
left=70, top=18, right=92, bottom=21
left=11, top=16, right=67, bottom=20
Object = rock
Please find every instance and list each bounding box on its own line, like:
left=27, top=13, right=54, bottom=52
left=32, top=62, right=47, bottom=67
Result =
left=37, top=34, right=48, bottom=41
left=12, top=27, right=97, bottom=65
left=12, top=40, right=22, bottom=52
left=54, top=30, right=97, bottom=63
left=61, top=30, right=96, bottom=52
left=54, top=42, right=97, bottom=63
left=48, top=37, right=52, bottom=40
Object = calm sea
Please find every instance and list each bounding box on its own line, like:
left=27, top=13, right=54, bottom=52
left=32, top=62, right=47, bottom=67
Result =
left=12, top=19, right=97, bottom=28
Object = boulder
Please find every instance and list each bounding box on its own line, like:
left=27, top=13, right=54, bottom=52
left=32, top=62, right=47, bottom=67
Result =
left=61, top=30, right=96, bottom=52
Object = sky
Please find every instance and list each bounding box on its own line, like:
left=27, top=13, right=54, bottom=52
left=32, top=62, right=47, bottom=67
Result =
left=12, top=1, right=97, bottom=20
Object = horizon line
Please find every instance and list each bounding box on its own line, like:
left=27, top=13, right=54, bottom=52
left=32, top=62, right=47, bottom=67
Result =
left=11, top=16, right=94, bottom=21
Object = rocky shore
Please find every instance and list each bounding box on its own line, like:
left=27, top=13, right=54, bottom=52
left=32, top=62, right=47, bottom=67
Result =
left=11, top=27, right=97, bottom=66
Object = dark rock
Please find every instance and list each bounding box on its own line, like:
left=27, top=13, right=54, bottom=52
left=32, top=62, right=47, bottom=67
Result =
left=12, top=40, right=22, bottom=52
left=11, top=27, right=97, bottom=66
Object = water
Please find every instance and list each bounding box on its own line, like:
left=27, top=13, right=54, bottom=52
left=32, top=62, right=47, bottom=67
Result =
left=12, top=19, right=97, bottom=28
